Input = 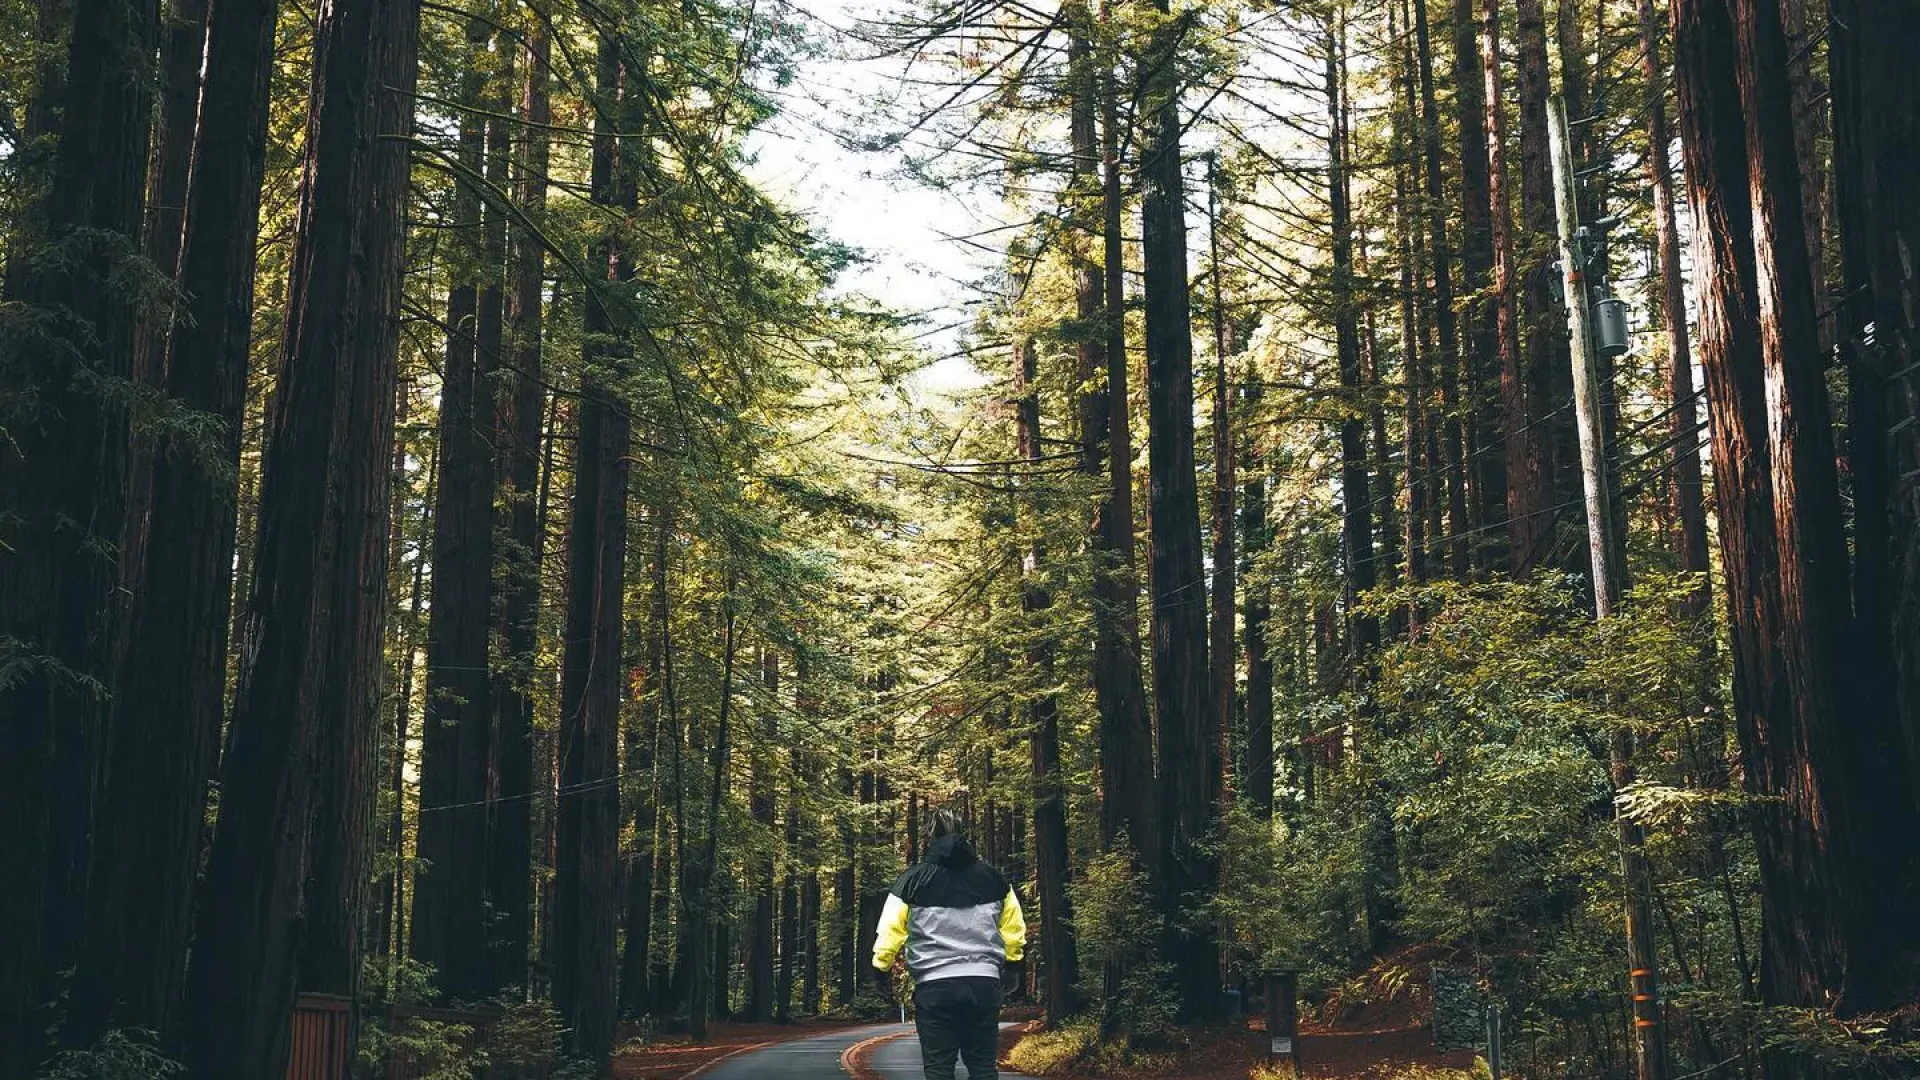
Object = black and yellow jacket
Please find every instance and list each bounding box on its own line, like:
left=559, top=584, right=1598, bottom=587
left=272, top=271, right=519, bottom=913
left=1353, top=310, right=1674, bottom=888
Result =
left=871, top=833, right=1026, bottom=984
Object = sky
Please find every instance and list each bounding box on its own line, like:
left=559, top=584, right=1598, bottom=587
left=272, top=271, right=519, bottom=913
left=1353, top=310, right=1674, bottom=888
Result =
left=742, top=0, right=1004, bottom=395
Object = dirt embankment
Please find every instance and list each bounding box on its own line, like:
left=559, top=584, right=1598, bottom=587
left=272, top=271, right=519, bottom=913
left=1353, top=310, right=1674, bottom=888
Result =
left=999, top=998, right=1479, bottom=1080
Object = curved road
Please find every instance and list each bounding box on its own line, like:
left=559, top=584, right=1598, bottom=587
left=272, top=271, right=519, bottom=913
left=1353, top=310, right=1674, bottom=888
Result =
left=696, top=1022, right=1033, bottom=1079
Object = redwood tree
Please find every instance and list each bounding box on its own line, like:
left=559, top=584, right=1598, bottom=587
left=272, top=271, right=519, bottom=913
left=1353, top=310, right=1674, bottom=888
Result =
left=412, top=15, right=500, bottom=1000
left=553, top=33, right=634, bottom=1067
left=68, top=0, right=280, bottom=1044
left=1138, top=0, right=1221, bottom=1018
left=178, top=0, right=419, bottom=1064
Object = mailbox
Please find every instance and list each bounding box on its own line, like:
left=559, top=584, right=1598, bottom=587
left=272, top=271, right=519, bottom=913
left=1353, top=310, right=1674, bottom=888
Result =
left=1592, top=297, right=1631, bottom=358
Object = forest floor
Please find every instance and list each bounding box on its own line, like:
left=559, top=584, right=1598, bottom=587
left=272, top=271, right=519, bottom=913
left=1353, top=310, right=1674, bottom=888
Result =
left=612, top=1019, right=863, bottom=1079
left=1000, top=997, right=1479, bottom=1080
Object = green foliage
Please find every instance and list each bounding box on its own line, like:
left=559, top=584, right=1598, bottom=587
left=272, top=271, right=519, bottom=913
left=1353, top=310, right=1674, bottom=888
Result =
left=1004, top=1019, right=1184, bottom=1077
left=34, top=1032, right=181, bottom=1080
left=1678, top=992, right=1920, bottom=1078
left=825, top=986, right=902, bottom=1023
left=483, top=1000, right=567, bottom=1073
left=1070, top=846, right=1182, bottom=1050
left=361, top=1016, right=479, bottom=1080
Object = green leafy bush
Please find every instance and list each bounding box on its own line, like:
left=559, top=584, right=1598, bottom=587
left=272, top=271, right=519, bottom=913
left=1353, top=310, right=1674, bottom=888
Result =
left=36, top=1031, right=181, bottom=1080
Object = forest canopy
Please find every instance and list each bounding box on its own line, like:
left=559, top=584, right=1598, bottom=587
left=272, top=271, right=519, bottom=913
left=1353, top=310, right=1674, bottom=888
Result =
left=0, top=0, right=1916, bottom=1075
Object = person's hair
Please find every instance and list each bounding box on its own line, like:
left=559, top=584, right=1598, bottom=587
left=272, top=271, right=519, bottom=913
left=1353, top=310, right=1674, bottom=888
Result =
left=931, top=808, right=964, bottom=840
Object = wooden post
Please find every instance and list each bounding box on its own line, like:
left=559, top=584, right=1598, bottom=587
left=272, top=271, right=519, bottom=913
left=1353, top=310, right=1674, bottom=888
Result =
left=1548, top=93, right=1668, bottom=1080
left=1263, top=969, right=1299, bottom=1074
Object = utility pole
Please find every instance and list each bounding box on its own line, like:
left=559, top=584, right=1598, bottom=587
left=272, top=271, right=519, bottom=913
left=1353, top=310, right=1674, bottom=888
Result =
left=1548, top=93, right=1667, bottom=1080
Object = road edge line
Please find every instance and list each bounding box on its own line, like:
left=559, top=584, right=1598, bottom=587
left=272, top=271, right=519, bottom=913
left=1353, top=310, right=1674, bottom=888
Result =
left=839, top=1027, right=912, bottom=1080
left=680, top=1040, right=779, bottom=1079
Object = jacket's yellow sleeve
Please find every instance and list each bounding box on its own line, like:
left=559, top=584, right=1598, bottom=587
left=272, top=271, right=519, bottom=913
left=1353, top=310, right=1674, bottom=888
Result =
left=873, top=893, right=911, bottom=970
left=999, top=889, right=1027, bottom=963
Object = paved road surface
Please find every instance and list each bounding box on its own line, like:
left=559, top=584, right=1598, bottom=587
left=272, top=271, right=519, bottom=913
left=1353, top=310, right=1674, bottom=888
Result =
left=695, top=1022, right=1032, bottom=1079
left=864, top=1023, right=1033, bottom=1079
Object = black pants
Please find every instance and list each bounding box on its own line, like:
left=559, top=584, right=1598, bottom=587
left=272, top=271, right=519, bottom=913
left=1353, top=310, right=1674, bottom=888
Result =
left=913, top=975, right=1002, bottom=1080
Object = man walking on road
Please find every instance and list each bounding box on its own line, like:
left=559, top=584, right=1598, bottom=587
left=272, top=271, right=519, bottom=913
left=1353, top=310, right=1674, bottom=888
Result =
left=872, top=811, right=1027, bottom=1080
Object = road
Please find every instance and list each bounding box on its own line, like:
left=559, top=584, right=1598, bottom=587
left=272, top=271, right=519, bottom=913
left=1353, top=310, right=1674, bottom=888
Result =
left=695, top=1022, right=1033, bottom=1079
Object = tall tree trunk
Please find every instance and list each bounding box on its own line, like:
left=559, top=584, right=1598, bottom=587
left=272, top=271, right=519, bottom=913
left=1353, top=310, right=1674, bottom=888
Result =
left=801, top=867, right=823, bottom=1014
left=1360, top=236, right=1401, bottom=598
left=1735, top=0, right=1915, bottom=1014
left=65, top=0, right=272, bottom=1046
left=412, top=15, right=498, bottom=1000
left=1452, top=0, right=1503, bottom=569
left=118, top=0, right=209, bottom=647
left=690, top=588, right=741, bottom=1040
left=1671, top=0, right=1913, bottom=1028
left=621, top=503, right=671, bottom=1017
left=298, top=0, right=420, bottom=1000
left=1082, top=5, right=1157, bottom=866
left=1326, top=10, right=1392, bottom=956
left=1480, top=0, right=1536, bottom=576
left=1638, top=0, right=1709, bottom=613
left=1015, top=335, right=1081, bottom=1025
left=746, top=649, right=780, bottom=1021
left=178, top=0, right=418, bottom=1062
left=554, top=36, right=632, bottom=1068
left=1510, top=0, right=1563, bottom=576
left=1831, top=0, right=1920, bottom=966
left=835, top=768, right=857, bottom=1008
left=1206, top=168, right=1237, bottom=807
left=490, top=7, right=550, bottom=998
left=1391, top=7, right=1430, bottom=590
left=1138, top=0, right=1221, bottom=1021
left=384, top=451, right=433, bottom=973
left=0, top=0, right=154, bottom=1064
left=1777, top=0, right=1828, bottom=313
left=647, top=514, right=680, bottom=1014
left=776, top=746, right=803, bottom=1021
left=1410, top=0, right=1467, bottom=579
left=1240, top=376, right=1274, bottom=819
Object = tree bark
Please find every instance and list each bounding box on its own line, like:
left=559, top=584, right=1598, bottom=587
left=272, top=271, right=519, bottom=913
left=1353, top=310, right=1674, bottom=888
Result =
left=1326, top=10, right=1393, bottom=956
left=835, top=767, right=857, bottom=1007
left=1479, top=0, right=1537, bottom=577
left=382, top=447, right=433, bottom=971
left=776, top=744, right=803, bottom=1021
left=1734, top=0, right=1915, bottom=1014
left=1637, top=0, right=1709, bottom=613
left=1138, top=0, right=1221, bottom=1020
left=746, top=649, right=780, bottom=1021
left=690, top=591, right=740, bottom=1039
left=1672, top=0, right=1914, bottom=1026
left=554, top=35, right=632, bottom=1067
left=0, top=0, right=155, bottom=1064
left=1510, top=0, right=1563, bottom=575
left=65, top=0, right=272, bottom=1046
left=1240, top=376, right=1274, bottom=818
left=1407, top=0, right=1466, bottom=579
left=1015, top=335, right=1080, bottom=1025
left=1206, top=167, right=1237, bottom=808
left=412, top=15, right=499, bottom=1000
left=1831, top=0, right=1920, bottom=979
left=1083, top=5, right=1157, bottom=865
left=620, top=503, right=671, bottom=1018
left=801, top=866, right=823, bottom=1014
left=490, top=7, right=550, bottom=997
left=178, top=0, right=417, bottom=1062
left=1452, top=0, right=1503, bottom=569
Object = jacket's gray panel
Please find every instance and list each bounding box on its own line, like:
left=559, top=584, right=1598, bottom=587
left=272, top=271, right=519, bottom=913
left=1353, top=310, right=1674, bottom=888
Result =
left=905, top=899, right=1006, bottom=979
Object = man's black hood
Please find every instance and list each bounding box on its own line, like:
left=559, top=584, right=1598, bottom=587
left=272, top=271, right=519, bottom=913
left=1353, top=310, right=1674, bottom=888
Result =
left=927, top=832, right=978, bottom=869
